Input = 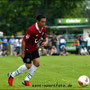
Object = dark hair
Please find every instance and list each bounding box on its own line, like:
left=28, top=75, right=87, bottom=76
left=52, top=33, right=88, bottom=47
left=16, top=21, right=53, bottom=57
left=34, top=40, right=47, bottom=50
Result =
left=36, top=15, right=46, bottom=21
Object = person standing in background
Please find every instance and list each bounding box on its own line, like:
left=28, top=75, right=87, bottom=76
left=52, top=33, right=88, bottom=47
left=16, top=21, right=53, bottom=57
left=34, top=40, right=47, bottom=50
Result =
left=59, top=37, right=66, bottom=49
left=51, top=35, right=57, bottom=47
left=19, top=37, right=23, bottom=54
left=56, top=34, right=60, bottom=54
left=9, top=35, right=16, bottom=55
left=14, top=39, right=20, bottom=56
left=86, top=34, right=90, bottom=55
left=1, top=36, right=8, bottom=55
left=74, top=37, right=80, bottom=54
left=79, top=36, right=84, bottom=49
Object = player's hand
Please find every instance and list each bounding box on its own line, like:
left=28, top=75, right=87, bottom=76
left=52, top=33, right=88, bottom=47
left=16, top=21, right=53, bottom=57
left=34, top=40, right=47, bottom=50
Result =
left=41, top=41, right=48, bottom=47
left=20, top=53, right=25, bottom=59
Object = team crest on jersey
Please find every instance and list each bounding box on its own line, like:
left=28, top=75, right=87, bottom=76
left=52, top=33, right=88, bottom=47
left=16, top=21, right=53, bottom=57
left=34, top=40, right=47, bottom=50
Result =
left=26, top=34, right=30, bottom=39
left=26, top=58, right=30, bottom=62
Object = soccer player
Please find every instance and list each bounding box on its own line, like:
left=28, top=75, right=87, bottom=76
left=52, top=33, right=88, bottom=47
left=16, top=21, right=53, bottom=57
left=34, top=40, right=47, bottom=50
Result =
left=8, top=15, right=48, bottom=86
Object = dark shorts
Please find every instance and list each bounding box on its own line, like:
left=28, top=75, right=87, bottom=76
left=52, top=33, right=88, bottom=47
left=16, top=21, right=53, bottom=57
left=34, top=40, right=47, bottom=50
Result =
left=23, top=50, right=40, bottom=64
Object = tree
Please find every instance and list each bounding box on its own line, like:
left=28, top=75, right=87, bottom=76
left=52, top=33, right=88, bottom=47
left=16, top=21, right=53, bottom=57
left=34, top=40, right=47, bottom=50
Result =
left=0, top=0, right=85, bottom=35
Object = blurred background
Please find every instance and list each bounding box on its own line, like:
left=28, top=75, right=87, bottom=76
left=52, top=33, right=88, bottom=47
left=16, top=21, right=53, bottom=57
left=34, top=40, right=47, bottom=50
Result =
left=0, top=0, right=90, bottom=56
left=0, top=0, right=90, bottom=35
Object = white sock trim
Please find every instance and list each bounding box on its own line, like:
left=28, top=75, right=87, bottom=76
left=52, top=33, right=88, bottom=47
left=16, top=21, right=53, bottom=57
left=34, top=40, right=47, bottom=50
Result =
left=24, top=64, right=37, bottom=81
left=11, top=64, right=27, bottom=77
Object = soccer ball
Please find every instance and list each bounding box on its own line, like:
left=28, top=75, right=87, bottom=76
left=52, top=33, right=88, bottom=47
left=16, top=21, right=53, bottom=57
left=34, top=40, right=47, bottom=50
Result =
left=78, top=75, right=89, bottom=87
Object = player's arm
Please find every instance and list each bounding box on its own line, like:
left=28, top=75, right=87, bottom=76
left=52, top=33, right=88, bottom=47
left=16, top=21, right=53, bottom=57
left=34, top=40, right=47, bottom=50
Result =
left=20, top=39, right=26, bottom=59
left=41, top=37, right=48, bottom=47
left=20, top=28, right=32, bottom=58
left=41, top=28, right=48, bottom=47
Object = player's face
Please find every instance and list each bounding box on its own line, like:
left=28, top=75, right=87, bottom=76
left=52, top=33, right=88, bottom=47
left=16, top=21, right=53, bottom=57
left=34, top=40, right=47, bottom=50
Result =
left=38, top=18, right=46, bottom=28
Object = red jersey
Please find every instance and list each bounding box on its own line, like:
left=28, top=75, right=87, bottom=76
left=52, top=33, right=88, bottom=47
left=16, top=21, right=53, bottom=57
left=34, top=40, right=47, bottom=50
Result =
left=23, top=23, right=47, bottom=53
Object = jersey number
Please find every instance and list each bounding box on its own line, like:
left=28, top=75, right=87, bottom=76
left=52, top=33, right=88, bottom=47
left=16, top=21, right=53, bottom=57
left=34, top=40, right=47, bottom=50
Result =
left=35, top=39, right=38, bottom=43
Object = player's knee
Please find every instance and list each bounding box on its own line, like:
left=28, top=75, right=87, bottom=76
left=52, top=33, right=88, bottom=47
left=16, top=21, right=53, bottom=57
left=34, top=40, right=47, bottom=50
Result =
left=27, top=66, right=30, bottom=69
left=37, top=62, right=40, bottom=67
left=25, top=64, right=31, bottom=69
left=34, top=62, right=40, bottom=67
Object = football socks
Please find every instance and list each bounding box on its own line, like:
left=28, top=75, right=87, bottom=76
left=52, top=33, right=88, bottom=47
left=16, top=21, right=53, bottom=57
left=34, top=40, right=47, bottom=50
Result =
left=11, top=64, right=27, bottom=77
left=24, top=64, right=37, bottom=81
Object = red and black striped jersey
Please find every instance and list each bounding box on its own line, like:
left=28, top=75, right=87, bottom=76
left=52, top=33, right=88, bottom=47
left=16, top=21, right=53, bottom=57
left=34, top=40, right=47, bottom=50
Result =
left=23, top=23, right=47, bottom=53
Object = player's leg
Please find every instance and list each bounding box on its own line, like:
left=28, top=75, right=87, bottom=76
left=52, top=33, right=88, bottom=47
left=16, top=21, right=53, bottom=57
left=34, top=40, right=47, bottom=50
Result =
left=22, top=50, right=40, bottom=86
left=8, top=64, right=28, bottom=86
left=22, top=63, right=32, bottom=86
left=11, top=64, right=28, bottom=77
left=24, top=58, right=40, bottom=80
left=23, top=58, right=40, bottom=86
left=8, top=52, right=30, bottom=86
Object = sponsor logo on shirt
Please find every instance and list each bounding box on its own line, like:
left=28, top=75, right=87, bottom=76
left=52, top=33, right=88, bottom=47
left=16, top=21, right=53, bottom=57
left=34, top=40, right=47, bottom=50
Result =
left=26, top=34, right=30, bottom=39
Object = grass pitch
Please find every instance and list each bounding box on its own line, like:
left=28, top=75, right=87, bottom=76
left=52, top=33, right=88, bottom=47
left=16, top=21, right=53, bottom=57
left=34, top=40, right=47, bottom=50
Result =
left=0, top=55, right=90, bottom=89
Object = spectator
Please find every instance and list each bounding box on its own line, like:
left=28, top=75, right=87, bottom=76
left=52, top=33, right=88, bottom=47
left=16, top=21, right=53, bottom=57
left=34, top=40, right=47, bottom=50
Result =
left=51, top=35, right=57, bottom=47
left=46, top=37, right=52, bottom=55
left=59, top=37, right=66, bottom=49
left=51, top=46, right=59, bottom=55
left=2, top=49, right=9, bottom=56
left=80, top=47, right=88, bottom=55
left=14, top=39, right=20, bottom=56
left=56, top=34, right=60, bottom=54
left=0, top=38, right=2, bottom=49
left=9, top=35, right=16, bottom=55
left=0, top=48, right=3, bottom=57
left=1, top=36, right=8, bottom=56
left=60, top=46, right=69, bottom=56
left=19, top=37, right=23, bottom=54
left=74, top=37, right=80, bottom=54
left=39, top=47, right=47, bottom=56
left=86, top=34, right=90, bottom=55
left=79, top=36, right=84, bottom=49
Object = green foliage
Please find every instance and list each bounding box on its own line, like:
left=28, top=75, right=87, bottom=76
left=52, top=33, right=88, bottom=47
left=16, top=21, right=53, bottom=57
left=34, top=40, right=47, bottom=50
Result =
left=0, top=0, right=85, bottom=35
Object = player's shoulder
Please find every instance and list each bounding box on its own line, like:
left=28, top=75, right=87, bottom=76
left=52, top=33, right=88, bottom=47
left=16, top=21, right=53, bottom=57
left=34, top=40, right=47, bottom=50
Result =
left=28, top=23, right=36, bottom=31
left=27, top=23, right=36, bottom=34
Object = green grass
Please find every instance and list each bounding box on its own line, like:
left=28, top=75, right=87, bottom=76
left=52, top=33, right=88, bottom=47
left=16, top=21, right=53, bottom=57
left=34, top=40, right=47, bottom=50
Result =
left=0, top=55, right=90, bottom=89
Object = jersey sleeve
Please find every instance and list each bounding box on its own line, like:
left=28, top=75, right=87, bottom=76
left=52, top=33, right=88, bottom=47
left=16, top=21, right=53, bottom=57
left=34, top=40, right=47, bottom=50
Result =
left=23, top=28, right=33, bottom=42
